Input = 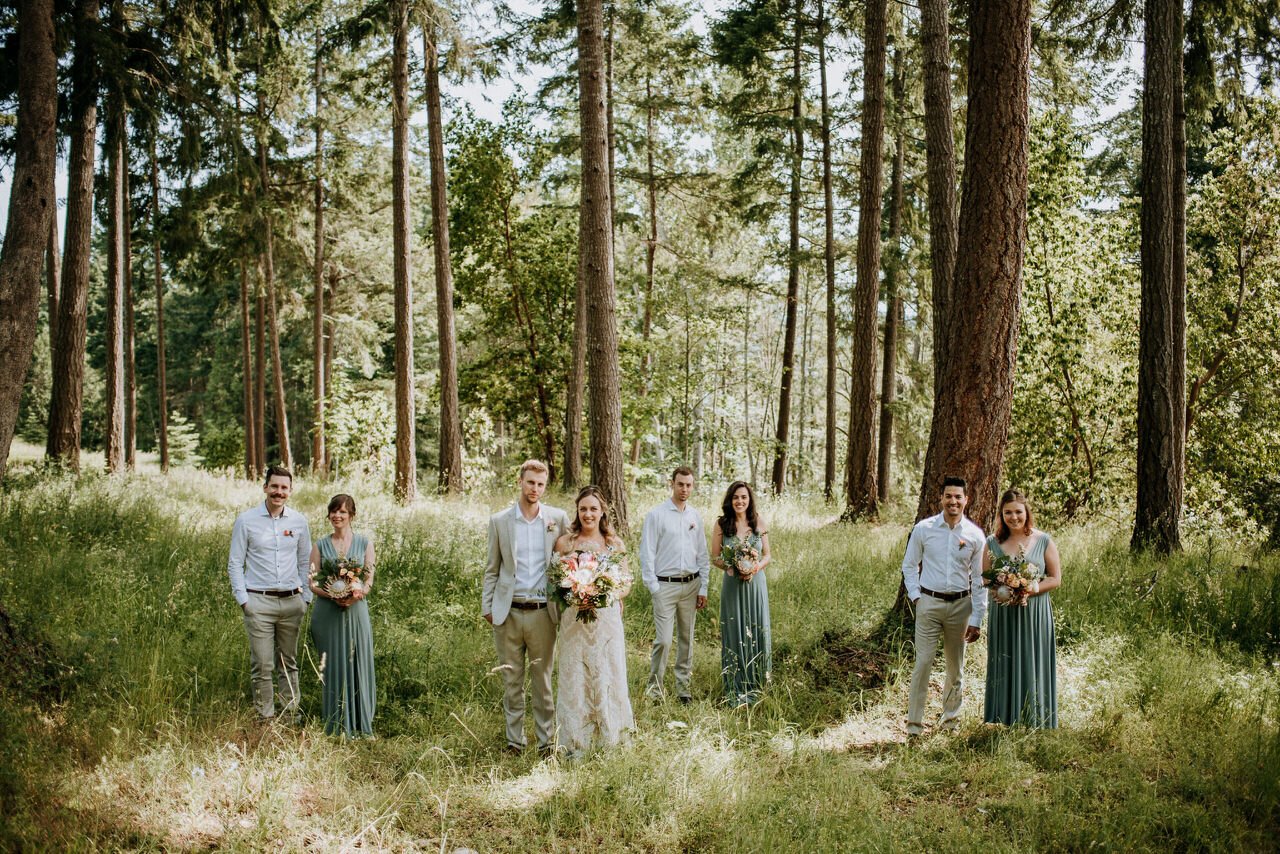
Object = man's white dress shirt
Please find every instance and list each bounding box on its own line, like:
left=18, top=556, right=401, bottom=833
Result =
left=227, top=502, right=312, bottom=606
left=512, top=503, right=549, bottom=602
left=900, top=512, right=988, bottom=627
left=639, top=499, right=711, bottom=596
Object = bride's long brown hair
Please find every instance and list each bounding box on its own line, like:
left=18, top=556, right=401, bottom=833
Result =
left=569, top=485, right=617, bottom=541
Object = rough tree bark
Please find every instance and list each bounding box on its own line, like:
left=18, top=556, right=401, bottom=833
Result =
left=104, top=95, right=126, bottom=474
left=819, top=0, right=838, bottom=502
left=391, top=0, right=416, bottom=502
left=845, top=0, right=886, bottom=518
left=769, top=2, right=804, bottom=496
left=124, top=169, right=136, bottom=470
left=919, top=0, right=958, bottom=406
left=577, top=0, right=628, bottom=531
left=312, top=22, right=326, bottom=476
left=0, top=0, right=57, bottom=481
left=1132, top=0, right=1185, bottom=553
left=46, top=0, right=99, bottom=470
left=425, top=23, right=463, bottom=494
left=878, top=40, right=907, bottom=503
left=150, top=137, right=168, bottom=472
left=914, top=0, right=1031, bottom=532
left=45, top=194, right=59, bottom=354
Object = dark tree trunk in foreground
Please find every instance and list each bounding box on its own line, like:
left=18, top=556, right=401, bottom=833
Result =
left=577, top=0, right=628, bottom=531
left=391, top=0, right=416, bottom=502
left=425, top=24, right=463, bottom=494
left=845, top=0, right=886, bottom=518
left=47, top=0, right=99, bottom=469
left=312, top=23, right=326, bottom=476
left=915, top=0, right=1031, bottom=532
left=819, top=0, right=838, bottom=501
left=45, top=195, right=59, bottom=353
left=878, top=41, right=907, bottom=503
left=1132, top=0, right=1185, bottom=553
left=0, top=0, right=57, bottom=481
left=124, top=172, right=136, bottom=470
left=563, top=263, right=587, bottom=487
left=151, top=138, right=168, bottom=472
left=770, top=3, right=804, bottom=496
left=920, top=0, right=958, bottom=399
left=104, top=97, right=126, bottom=474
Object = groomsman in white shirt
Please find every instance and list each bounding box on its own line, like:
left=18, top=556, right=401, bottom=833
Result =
left=227, top=465, right=312, bottom=722
left=640, top=467, right=711, bottom=704
left=900, top=476, right=988, bottom=736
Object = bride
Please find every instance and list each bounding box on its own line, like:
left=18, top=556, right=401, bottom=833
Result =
left=552, top=486, right=635, bottom=755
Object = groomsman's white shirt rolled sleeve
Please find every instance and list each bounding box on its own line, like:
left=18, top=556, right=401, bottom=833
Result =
left=900, top=513, right=988, bottom=627
left=512, top=503, right=549, bottom=602
left=227, top=503, right=312, bottom=606
left=639, top=500, right=712, bottom=596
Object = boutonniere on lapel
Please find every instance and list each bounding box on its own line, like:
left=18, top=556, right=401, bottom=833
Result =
left=283, top=529, right=295, bottom=538
left=957, top=538, right=968, bottom=550
left=688, top=522, right=696, bottom=531
left=546, top=521, right=557, bottom=534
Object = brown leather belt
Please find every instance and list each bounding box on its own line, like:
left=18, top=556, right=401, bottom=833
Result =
left=247, top=588, right=301, bottom=597
left=511, top=601, right=548, bottom=610
left=921, top=586, right=970, bottom=602
left=658, top=573, right=700, bottom=584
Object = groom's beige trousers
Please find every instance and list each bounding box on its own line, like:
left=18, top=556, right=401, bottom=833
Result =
left=906, top=593, right=972, bottom=733
left=647, top=578, right=699, bottom=699
left=494, top=606, right=557, bottom=749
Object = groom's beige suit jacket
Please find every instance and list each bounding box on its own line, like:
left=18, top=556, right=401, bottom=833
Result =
left=483, top=503, right=570, bottom=625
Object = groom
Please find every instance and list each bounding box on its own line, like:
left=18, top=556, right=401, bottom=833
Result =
left=482, top=459, right=570, bottom=754
left=900, top=475, right=988, bottom=736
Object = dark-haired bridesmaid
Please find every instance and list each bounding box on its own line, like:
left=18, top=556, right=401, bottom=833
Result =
left=308, top=494, right=377, bottom=737
left=711, top=481, right=772, bottom=707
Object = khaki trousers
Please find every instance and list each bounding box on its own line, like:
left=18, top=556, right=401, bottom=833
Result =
left=647, top=578, right=699, bottom=699
left=493, top=607, right=557, bottom=749
left=242, top=592, right=306, bottom=719
left=906, top=593, right=972, bottom=733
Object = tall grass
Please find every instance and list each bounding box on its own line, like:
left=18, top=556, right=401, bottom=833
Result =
left=0, top=467, right=1277, bottom=850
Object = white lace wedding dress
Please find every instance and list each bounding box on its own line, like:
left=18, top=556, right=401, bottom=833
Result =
left=556, top=548, right=635, bottom=754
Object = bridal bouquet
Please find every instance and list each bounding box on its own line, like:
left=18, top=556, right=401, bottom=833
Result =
left=983, top=547, right=1041, bottom=607
left=313, top=555, right=368, bottom=601
left=547, top=550, right=633, bottom=624
left=721, top=540, right=760, bottom=580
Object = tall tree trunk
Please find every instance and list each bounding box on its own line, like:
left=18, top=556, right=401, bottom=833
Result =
left=0, top=0, right=57, bottom=481
left=324, top=265, right=336, bottom=472
left=564, top=263, right=587, bottom=486
left=254, top=276, right=267, bottom=470
left=577, top=0, right=627, bottom=531
left=627, top=71, right=660, bottom=469
left=150, top=137, right=168, bottom=472
left=104, top=96, right=126, bottom=474
left=605, top=3, right=617, bottom=252
left=391, top=0, right=416, bottom=502
left=257, top=109, right=292, bottom=471
left=45, top=195, right=60, bottom=353
left=1132, top=0, right=1185, bottom=553
left=124, top=168, right=136, bottom=470
left=919, top=0, right=958, bottom=408
left=914, top=0, right=1031, bottom=532
left=819, top=0, right=838, bottom=501
left=425, top=24, right=463, bottom=494
left=845, top=0, right=887, bottom=518
left=46, top=0, right=99, bottom=470
left=770, top=3, right=804, bottom=496
left=239, top=260, right=254, bottom=478
left=312, top=22, right=326, bottom=476
left=878, top=40, right=907, bottom=503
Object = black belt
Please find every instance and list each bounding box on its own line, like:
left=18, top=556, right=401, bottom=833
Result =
left=247, top=588, right=301, bottom=597
left=658, top=573, right=700, bottom=584
left=511, top=601, right=547, bottom=610
left=921, top=586, right=970, bottom=602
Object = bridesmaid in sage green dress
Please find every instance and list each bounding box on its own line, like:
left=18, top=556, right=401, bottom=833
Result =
left=712, top=481, right=772, bottom=707
left=983, top=488, right=1061, bottom=728
left=308, top=494, right=377, bottom=737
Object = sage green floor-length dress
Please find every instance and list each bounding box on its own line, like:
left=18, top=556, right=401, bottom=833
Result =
left=311, top=532, right=376, bottom=737
left=983, top=532, right=1057, bottom=728
left=719, top=531, right=772, bottom=706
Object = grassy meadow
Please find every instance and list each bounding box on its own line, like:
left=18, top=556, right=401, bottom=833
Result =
left=1, top=451, right=1278, bottom=851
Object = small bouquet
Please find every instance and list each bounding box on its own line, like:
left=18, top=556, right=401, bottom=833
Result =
left=721, top=540, right=761, bottom=580
left=313, top=555, right=368, bottom=601
left=983, top=546, right=1041, bottom=607
left=547, top=549, right=633, bottom=624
